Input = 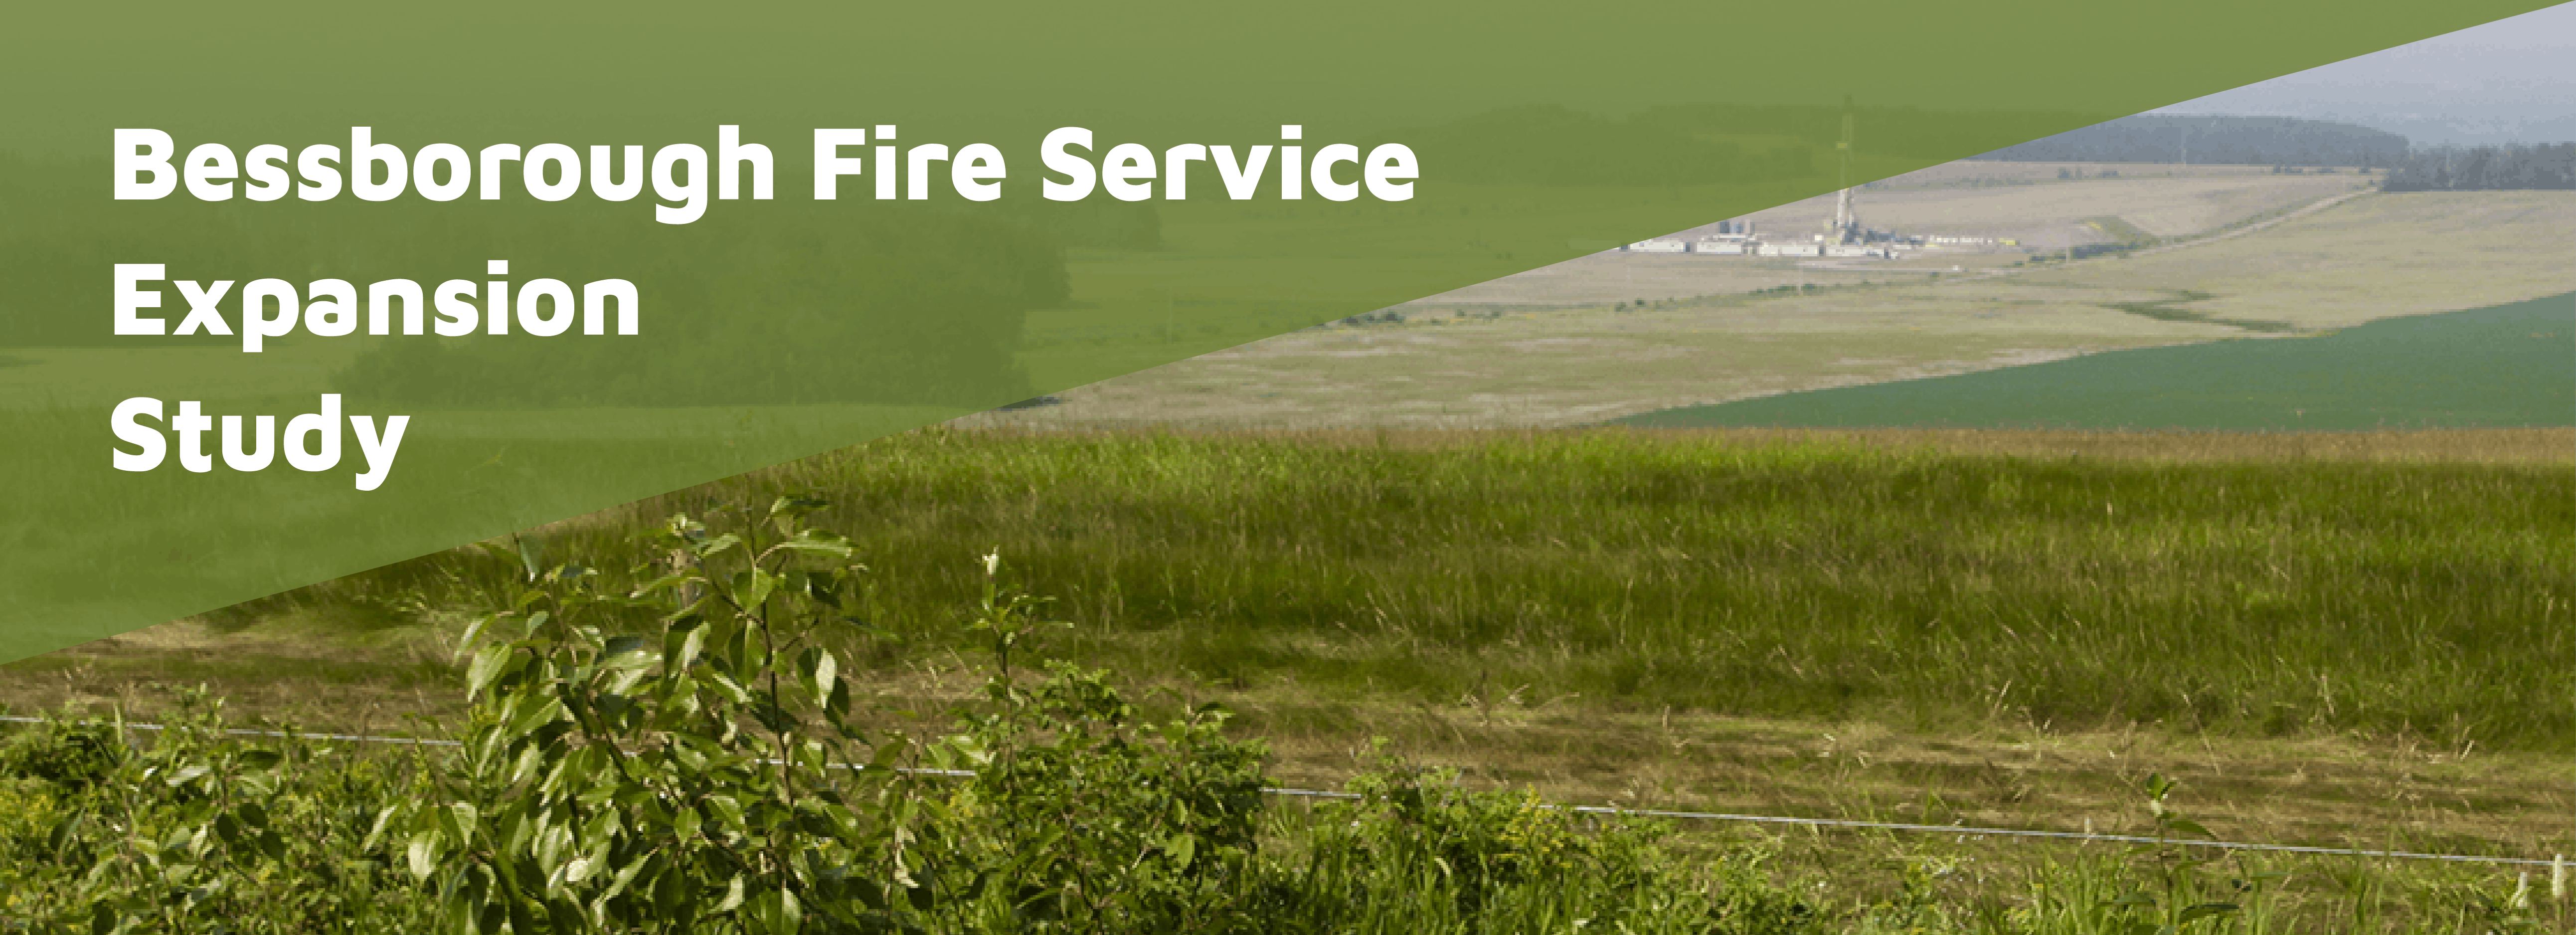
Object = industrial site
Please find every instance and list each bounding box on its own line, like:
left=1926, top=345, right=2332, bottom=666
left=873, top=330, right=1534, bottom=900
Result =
left=1621, top=110, right=1992, bottom=258
left=1617, top=186, right=2004, bottom=260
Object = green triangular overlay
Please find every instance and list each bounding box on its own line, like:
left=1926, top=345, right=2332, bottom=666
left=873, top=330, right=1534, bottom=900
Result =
left=0, top=1, right=2553, bottom=663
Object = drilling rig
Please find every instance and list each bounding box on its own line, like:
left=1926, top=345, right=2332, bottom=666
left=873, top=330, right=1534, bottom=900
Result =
left=1828, top=97, right=1861, bottom=245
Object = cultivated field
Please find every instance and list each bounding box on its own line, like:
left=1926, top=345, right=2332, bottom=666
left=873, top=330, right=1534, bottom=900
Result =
left=964, top=181, right=2576, bottom=430
left=1627, top=292, right=2571, bottom=431
left=961, top=298, right=2237, bottom=428
left=2008, top=189, right=2576, bottom=329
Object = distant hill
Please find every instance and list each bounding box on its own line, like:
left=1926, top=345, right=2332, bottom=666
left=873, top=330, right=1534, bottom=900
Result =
left=1375, top=102, right=2168, bottom=188
left=2149, top=44, right=2576, bottom=148
left=1625, top=103, right=2107, bottom=162
left=1968, top=115, right=2409, bottom=167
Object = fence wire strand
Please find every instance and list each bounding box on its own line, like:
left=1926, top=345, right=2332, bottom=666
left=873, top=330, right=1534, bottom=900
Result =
left=4, top=714, right=2559, bottom=868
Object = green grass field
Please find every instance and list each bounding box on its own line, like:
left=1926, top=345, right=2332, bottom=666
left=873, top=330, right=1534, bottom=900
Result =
left=595, top=430, right=2576, bottom=745
left=24, top=429, right=2568, bottom=847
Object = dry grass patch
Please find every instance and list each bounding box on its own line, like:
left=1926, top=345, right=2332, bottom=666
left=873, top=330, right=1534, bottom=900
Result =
left=961, top=294, right=2241, bottom=429
left=2011, top=190, right=2576, bottom=329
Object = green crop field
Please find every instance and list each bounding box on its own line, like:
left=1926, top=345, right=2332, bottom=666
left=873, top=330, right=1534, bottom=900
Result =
left=1621, top=291, right=2576, bottom=430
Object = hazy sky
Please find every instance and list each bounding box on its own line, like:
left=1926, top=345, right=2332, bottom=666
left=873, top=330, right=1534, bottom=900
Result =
left=2149, top=2, right=2576, bottom=145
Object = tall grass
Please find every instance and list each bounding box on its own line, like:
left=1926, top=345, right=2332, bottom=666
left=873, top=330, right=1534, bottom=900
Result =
left=241, top=428, right=2576, bottom=753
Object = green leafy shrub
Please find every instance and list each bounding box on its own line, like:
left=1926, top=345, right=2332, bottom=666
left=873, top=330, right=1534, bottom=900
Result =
left=0, top=690, right=430, bottom=934
left=1278, top=742, right=1820, bottom=935
left=921, top=656, right=1273, bottom=931
left=388, top=500, right=1288, bottom=934
left=0, top=710, right=125, bottom=789
left=919, top=554, right=1270, bottom=930
left=396, top=498, right=916, bottom=933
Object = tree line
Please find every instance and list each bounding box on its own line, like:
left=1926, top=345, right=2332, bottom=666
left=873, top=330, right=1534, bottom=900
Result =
left=1968, top=115, right=2410, bottom=167
left=2381, top=142, right=2576, bottom=191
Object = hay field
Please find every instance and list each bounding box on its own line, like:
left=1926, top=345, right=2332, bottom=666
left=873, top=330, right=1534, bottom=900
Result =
left=959, top=295, right=2237, bottom=428
left=2010, top=189, right=2576, bottom=329
left=963, top=184, right=2576, bottom=430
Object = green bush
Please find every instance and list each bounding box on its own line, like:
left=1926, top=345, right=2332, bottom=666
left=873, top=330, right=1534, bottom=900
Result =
left=0, top=711, right=126, bottom=789
left=1269, top=744, right=1818, bottom=935
left=922, top=657, right=1272, bottom=931
left=0, top=689, right=430, bottom=933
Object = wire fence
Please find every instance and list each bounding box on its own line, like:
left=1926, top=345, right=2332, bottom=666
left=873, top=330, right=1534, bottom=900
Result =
left=3, top=713, right=2562, bottom=869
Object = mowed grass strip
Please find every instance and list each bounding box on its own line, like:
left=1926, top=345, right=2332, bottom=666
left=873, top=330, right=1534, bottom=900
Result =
left=219, top=428, right=2576, bottom=754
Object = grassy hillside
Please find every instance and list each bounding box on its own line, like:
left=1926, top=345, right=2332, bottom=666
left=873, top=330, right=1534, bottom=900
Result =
left=56, top=429, right=2568, bottom=752
left=11, top=427, right=2572, bottom=923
